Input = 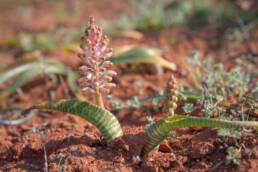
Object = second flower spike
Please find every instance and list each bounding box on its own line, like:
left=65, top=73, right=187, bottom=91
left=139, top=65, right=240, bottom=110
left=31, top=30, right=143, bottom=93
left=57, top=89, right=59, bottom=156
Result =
left=163, top=75, right=179, bottom=117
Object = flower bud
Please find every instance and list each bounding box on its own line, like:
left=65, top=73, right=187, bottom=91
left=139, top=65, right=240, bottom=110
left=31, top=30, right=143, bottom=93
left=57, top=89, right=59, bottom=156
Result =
left=105, top=83, right=116, bottom=88
left=106, top=70, right=117, bottom=77
left=100, top=87, right=110, bottom=94
left=82, top=87, right=95, bottom=93
left=79, top=66, right=88, bottom=75
left=102, top=76, right=112, bottom=82
left=171, top=96, right=178, bottom=102
left=102, top=61, right=113, bottom=68
left=86, top=73, right=93, bottom=81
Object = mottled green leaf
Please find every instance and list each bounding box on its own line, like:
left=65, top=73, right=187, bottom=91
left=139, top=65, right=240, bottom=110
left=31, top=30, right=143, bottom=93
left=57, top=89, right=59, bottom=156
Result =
left=29, top=99, right=123, bottom=145
left=141, top=115, right=258, bottom=158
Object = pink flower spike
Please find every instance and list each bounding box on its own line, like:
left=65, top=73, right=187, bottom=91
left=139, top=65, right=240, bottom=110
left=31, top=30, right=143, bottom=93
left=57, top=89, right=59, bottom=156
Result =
left=77, top=16, right=117, bottom=108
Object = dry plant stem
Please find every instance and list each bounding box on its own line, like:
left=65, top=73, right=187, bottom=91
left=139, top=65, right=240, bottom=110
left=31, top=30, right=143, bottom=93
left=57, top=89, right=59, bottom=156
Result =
left=57, top=155, right=70, bottom=172
left=210, top=158, right=225, bottom=172
left=41, top=136, right=48, bottom=172
left=95, top=85, right=104, bottom=108
left=94, top=64, right=104, bottom=108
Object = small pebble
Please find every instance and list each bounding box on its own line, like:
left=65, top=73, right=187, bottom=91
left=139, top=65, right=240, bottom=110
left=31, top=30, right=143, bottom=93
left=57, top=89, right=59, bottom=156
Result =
left=122, top=145, right=129, bottom=152
left=30, top=127, right=36, bottom=133
left=71, top=147, right=80, bottom=156
left=159, top=140, right=172, bottom=153
left=136, top=156, right=141, bottom=162
left=61, top=165, right=67, bottom=171
left=56, top=154, right=63, bottom=161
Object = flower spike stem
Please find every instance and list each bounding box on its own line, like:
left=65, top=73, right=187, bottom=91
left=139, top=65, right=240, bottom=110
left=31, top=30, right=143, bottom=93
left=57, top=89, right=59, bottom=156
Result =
left=94, top=77, right=104, bottom=108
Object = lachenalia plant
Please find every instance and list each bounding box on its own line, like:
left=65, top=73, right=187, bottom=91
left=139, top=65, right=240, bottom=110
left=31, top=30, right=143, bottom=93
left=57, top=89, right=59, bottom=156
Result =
left=140, top=75, right=258, bottom=158
left=77, top=16, right=117, bottom=108
left=0, top=17, right=123, bottom=146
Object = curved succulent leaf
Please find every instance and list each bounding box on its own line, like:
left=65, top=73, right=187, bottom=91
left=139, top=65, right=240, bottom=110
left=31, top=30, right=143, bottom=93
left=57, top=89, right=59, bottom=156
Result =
left=0, top=69, right=39, bottom=102
left=0, top=62, right=39, bottom=85
left=0, top=60, right=76, bottom=103
left=138, top=91, right=201, bottom=104
left=0, top=57, right=37, bottom=72
left=141, top=115, right=258, bottom=158
left=27, top=99, right=123, bottom=146
left=108, top=47, right=176, bottom=71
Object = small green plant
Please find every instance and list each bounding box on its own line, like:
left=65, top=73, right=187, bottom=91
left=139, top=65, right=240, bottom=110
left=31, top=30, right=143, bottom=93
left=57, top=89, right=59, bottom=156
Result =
left=183, top=103, right=194, bottom=114
left=217, top=127, right=253, bottom=166
left=226, top=146, right=242, bottom=165
left=110, top=96, right=142, bottom=110
left=184, top=51, right=257, bottom=119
